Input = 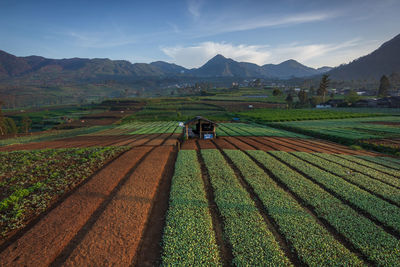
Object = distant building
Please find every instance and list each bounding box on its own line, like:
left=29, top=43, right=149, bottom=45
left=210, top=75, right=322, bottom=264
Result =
left=377, top=96, right=400, bottom=108
left=324, top=99, right=347, bottom=107
left=184, top=116, right=217, bottom=140
left=354, top=99, right=377, bottom=107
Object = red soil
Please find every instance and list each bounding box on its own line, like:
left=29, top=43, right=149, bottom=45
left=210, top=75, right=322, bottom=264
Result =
left=181, top=139, right=197, bottom=150
left=197, top=140, right=217, bottom=149
left=236, top=137, right=274, bottom=151
left=62, top=146, right=173, bottom=266
left=0, top=147, right=152, bottom=266
left=255, top=137, right=295, bottom=152
left=163, top=134, right=181, bottom=146
left=122, top=134, right=157, bottom=147
left=267, top=137, right=316, bottom=153
left=146, top=134, right=171, bottom=146
left=213, top=138, right=236, bottom=149
left=304, top=139, right=377, bottom=156
left=224, top=137, right=256, bottom=150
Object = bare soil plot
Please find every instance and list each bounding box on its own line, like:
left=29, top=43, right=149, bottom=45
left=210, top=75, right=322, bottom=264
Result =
left=197, top=140, right=217, bottom=149
left=181, top=139, right=197, bottom=150
left=0, top=147, right=152, bottom=266
left=62, top=146, right=174, bottom=266
left=224, top=137, right=255, bottom=150
left=213, top=138, right=236, bottom=149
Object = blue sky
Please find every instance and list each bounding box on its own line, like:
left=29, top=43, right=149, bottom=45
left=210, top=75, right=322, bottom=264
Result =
left=1, top=0, right=399, bottom=68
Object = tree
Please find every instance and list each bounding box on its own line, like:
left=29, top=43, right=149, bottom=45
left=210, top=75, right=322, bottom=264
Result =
left=345, top=90, right=361, bottom=105
left=4, top=118, right=17, bottom=134
left=273, top=88, right=282, bottom=96
left=21, top=116, right=32, bottom=134
left=309, top=86, right=315, bottom=96
left=377, top=75, right=390, bottom=97
left=0, top=100, right=6, bottom=135
left=297, top=89, right=308, bottom=106
left=285, top=93, right=293, bottom=108
left=317, top=74, right=330, bottom=102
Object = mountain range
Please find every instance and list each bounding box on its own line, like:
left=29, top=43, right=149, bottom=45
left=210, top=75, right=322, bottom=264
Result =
left=0, top=33, right=399, bottom=84
left=0, top=50, right=331, bottom=82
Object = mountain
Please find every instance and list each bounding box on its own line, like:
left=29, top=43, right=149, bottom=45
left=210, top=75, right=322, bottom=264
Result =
left=262, top=59, right=324, bottom=78
left=0, top=50, right=167, bottom=81
left=328, top=34, right=400, bottom=80
left=0, top=50, right=330, bottom=82
left=189, top=54, right=262, bottom=77
left=190, top=54, right=328, bottom=78
left=150, top=61, right=188, bottom=75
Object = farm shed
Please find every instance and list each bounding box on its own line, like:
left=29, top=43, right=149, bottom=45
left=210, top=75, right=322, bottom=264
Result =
left=184, top=116, right=217, bottom=140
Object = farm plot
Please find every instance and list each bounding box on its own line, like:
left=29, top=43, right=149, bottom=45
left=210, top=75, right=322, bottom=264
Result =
left=0, top=146, right=128, bottom=242
left=272, top=116, right=400, bottom=145
left=0, top=137, right=177, bottom=266
left=0, top=125, right=113, bottom=147
left=161, top=142, right=400, bottom=265
left=217, top=123, right=309, bottom=138
left=2, top=122, right=399, bottom=265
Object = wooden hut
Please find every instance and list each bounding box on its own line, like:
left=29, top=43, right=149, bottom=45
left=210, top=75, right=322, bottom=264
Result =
left=184, top=116, right=217, bottom=140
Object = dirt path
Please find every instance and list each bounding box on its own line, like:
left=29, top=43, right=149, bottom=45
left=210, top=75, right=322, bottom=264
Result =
left=0, top=147, right=152, bottom=266
left=61, top=146, right=173, bottom=266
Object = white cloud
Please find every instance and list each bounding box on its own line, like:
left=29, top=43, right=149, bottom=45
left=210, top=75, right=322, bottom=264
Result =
left=161, top=39, right=379, bottom=68
left=187, top=0, right=203, bottom=19
left=217, top=12, right=334, bottom=33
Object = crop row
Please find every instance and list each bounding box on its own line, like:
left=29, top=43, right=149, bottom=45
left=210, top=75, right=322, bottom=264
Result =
left=337, top=154, right=400, bottom=177
left=316, top=153, right=400, bottom=189
left=161, top=150, right=221, bottom=265
left=270, top=151, right=400, bottom=234
left=356, top=155, right=400, bottom=170
left=238, top=108, right=377, bottom=122
left=223, top=149, right=362, bottom=266
left=217, top=123, right=308, bottom=138
left=247, top=150, right=400, bottom=265
left=0, top=125, right=113, bottom=147
left=272, top=116, right=400, bottom=143
left=291, top=152, right=400, bottom=206
left=115, top=121, right=181, bottom=134
left=200, top=149, right=290, bottom=265
left=0, top=146, right=128, bottom=238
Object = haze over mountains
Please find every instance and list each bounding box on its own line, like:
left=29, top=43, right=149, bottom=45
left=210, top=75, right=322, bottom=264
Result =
left=0, top=33, right=399, bottom=83
left=0, top=50, right=330, bottom=81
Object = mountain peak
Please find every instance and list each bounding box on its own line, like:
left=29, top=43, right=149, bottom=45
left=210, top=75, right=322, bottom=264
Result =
left=328, top=32, right=400, bottom=80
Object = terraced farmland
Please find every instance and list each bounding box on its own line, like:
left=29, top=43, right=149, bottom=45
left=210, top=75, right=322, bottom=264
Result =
left=1, top=119, right=399, bottom=266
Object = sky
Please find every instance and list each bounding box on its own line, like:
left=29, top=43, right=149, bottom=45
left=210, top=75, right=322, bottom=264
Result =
left=1, top=0, right=400, bottom=69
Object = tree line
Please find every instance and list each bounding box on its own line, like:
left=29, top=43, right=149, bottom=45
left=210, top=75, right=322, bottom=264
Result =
left=0, top=101, right=31, bottom=136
